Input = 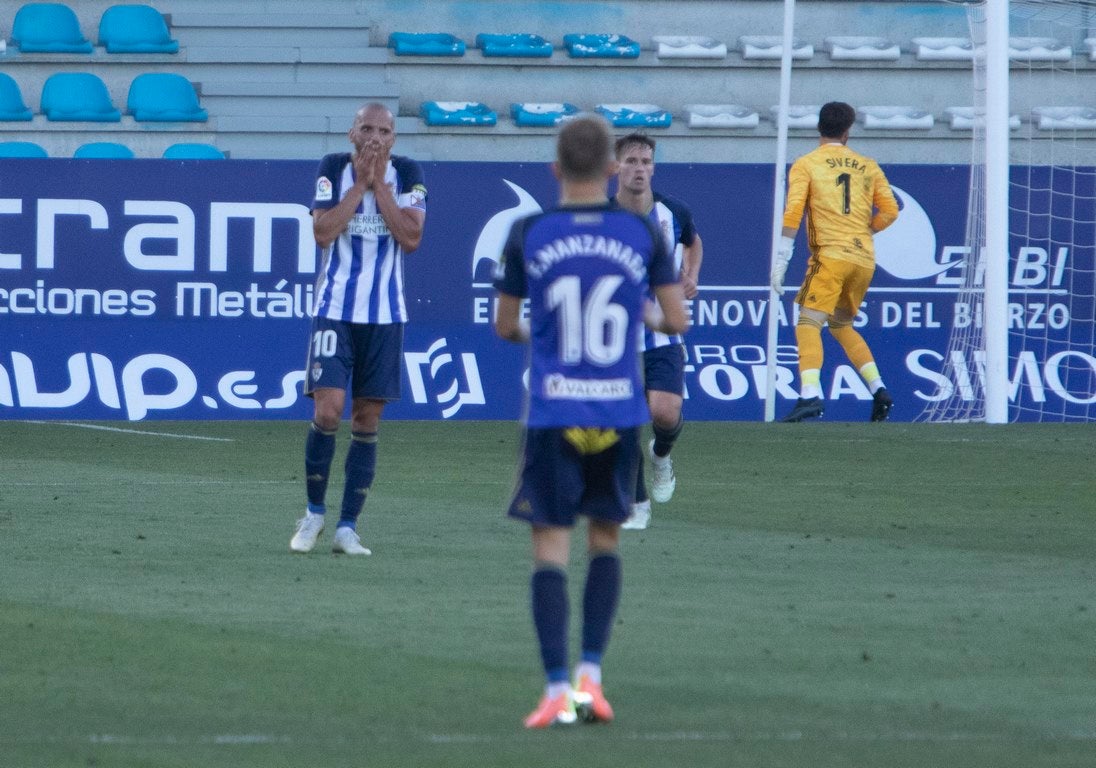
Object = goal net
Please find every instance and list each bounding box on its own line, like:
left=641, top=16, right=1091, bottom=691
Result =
left=919, top=0, right=1096, bottom=422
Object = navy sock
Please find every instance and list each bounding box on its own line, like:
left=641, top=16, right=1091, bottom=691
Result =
left=652, top=417, right=684, bottom=459
left=531, top=566, right=569, bottom=683
left=581, top=552, right=621, bottom=665
left=338, top=431, right=376, bottom=529
left=304, top=423, right=337, bottom=509
left=635, top=459, right=648, bottom=504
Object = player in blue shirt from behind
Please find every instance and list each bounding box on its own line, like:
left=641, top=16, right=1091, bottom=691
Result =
left=494, top=115, right=688, bottom=728
left=290, top=102, right=427, bottom=556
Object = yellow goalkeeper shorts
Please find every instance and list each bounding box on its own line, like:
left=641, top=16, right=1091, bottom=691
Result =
left=795, top=254, right=875, bottom=317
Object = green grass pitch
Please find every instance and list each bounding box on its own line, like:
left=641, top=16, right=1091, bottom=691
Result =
left=1, top=419, right=1093, bottom=767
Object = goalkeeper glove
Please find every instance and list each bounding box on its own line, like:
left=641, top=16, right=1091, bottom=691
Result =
left=770, top=236, right=795, bottom=295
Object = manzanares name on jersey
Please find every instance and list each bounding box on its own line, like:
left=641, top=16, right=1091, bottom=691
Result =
left=528, top=233, right=647, bottom=282
left=545, top=373, right=634, bottom=401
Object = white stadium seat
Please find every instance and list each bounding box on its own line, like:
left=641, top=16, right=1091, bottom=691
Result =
left=652, top=35, right=727, bottom=59
left=769, top=105, right=821, bottom=129
left=685, top=104, right=759, bottom=128
left=859, top=106, right=934, bottom=130
left=824, top=36, right=900, bottom=61
left=738, top=35, right=813, bottom=61
left=945, top=107, right=1021, bottom=131
left=911, top=37, right=975, bottom=61
left=1008, top=37, right=1072, bottom=62
left=1032, top=107, right=1096, bottom=131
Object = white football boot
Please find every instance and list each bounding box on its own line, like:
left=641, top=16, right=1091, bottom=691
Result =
left=290, top=511, right=325, bottom=553
left=648, top=439, right=676, bottom=503
left=332, top=526, right=372, bottom=556
left=621, top=500, right=651, bottom=530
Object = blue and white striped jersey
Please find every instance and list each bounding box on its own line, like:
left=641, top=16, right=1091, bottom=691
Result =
left=643, top=192, right=696, bottom=349
left=310, top=153, right=427, bottom=324
left=495, top=202, right=675, bottom=428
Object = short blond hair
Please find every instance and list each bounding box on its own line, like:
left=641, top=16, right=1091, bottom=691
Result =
left=556, top=115, right=613, bottom=182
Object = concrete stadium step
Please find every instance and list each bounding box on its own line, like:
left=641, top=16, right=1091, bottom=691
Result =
left=200, top=81, right=399, bottom=118
left=166, top=13, right=370, bottom=49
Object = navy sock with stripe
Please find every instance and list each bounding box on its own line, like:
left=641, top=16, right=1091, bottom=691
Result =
left=338, top=431, right=376, bottom=529
left=304, top=422, right=337, bottom=511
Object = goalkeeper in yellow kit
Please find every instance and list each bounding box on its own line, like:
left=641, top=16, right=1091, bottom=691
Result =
left=771, top=101, right=900, bottom=422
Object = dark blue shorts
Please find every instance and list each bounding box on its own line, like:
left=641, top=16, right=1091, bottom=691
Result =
left=643, top=343, right=686, bottom=395
left=303, top=317, right=403, bottom=400
left=507, top=426, right=641, bottom=527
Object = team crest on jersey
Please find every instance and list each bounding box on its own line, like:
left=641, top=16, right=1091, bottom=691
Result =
left=311, top=361, right=323, bottom=381
left=315, top=177, right=333, bottom=202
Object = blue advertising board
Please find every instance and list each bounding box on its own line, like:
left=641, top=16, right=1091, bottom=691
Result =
left=0, top=158, right=1092, bottom=421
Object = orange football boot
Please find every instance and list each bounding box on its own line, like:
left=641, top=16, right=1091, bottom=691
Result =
left=523, top=691, right=577, bottom=729
left=573, top=675, right=614, bottom=723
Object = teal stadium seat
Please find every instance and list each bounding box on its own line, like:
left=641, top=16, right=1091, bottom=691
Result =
left=510, top=102, right=579, bottom=127
left=420, top=101, right=497, bottom=126
left=475, top=33, right=553, bottom=58
left=163, top=143, right=225, bottom=159
left=595, top=103, right=672, bottom=128
left=98, top=5, right=179, bottom=54
left=74, top=141, right=135, bottom=159
left=563, top=33, right=641, bottom=59
left=127, top=73, right=207, bottom=121
left=0, top=141, right=48, bottom=157
left=40, top=73, right=121, bottom=121
left=12, top=3, right=93, bottom=53
left=388, top=32, right=465, bottom=56
left=0, top=73, right=33, bottom=121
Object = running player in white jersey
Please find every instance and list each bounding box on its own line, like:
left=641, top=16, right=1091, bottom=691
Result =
left=613, top=133, right=703, bottom=529
left=290, top=102, right=427, bottom=556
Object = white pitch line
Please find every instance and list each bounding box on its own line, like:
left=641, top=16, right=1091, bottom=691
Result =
left=425, top=729, right=1096, bottom=744
left=23, top=421, right=234, bottom=442
left=85, top=734, right=289, bottom=746
left=8, top=479, right=293, bottom=487
left=46, top=728, right=1092, bottom=747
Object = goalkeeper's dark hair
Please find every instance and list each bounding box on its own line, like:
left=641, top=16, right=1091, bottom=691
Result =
left=556, top=115, right=614, bottom=182
left=817, top=101, right=856, bottom=140
left=614, top=132, right=655, bottom=159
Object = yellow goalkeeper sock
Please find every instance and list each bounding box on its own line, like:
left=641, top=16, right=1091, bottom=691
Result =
left=795, top=324, right=824, bottom=398
left=795, top=323, right=823, bottom=371
left=829, top=324, right=873, bottom=371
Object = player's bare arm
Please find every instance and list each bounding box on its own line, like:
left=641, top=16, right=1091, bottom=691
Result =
left=370, top=156, right=425, bottom=253
left=648, top=283, right=689, bottom=336
left=494, top=292, right=529, bottom=343
left=311, top=149, right=377, bottom=248
left=680, top=234, right=703, bottom=299
left=312, top=185, right=367, bottom=249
